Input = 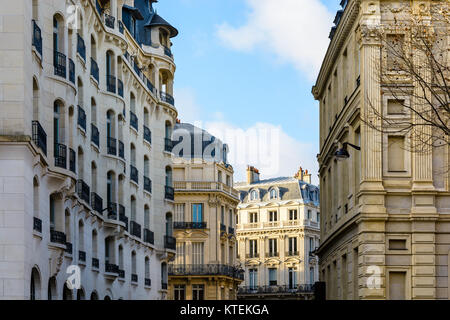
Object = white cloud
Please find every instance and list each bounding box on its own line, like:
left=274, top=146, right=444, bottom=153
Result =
left=216, top=0, right=333, bottom=80
left=174, top=87, right=202, bottom=124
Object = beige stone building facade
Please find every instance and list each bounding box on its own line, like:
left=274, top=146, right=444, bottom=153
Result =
left=167, top=123, right=243, bottom=300
left=235, top=167, right=320, bottom=300
left=312, top=0, right=450, bottom=300
left=0, top=0, right=179, bottom=299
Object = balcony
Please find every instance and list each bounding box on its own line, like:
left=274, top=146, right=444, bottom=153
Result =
left=164, top=235, right=176, bottom=250
left=65, top=242, right=73, bottom=254
left=119, top=140, right=125, bottom=159
left=246, top=253, right=259, bottom=259
left=160, top=92, right=175, bottom=106
left=107, top=202, right=118, bottom=220
left=164, top=138, right=173, bottom=152
left=173, top=181, right=240, bottom=199
left=145, top=278, right=151, bottom=287
left=77, top=34, right=86, bottom=61
left=238, top=284, right=314, bottom=296
left=286, top=251, right=299, bottom=257
left=76, top=180, right=90, bottom=204
left=168, top=264, right=244, bottom=280
left=130, top=111, right=138, bottom=131
left=228, top=227, right=235, bottom=234
left=163, top=46, right=173, bottom=58
left=145, top=77, right=156, bottom=94
left=144, top=176, right=152, bottom=193
left=32, top=121, right=47, bottom=156
left=131, top=274, right=138, bottom=283
left=91, top=192, right=103, bottom=214
left=54, top=51, right=66, bottom=78
left=119, top=269, right=125, bottom=279
left=143, top=125, right=152, bottom=144
left=32, top=20, right=42, bottom=56
left=79, top=250, right=86, bottom=262
left=161, top=282, right=168, bottom=290
left=220, top=223, right=226, bottom=232
left=91, top=123, right=99, bottom=147
left=119, top=205, right=128, bottom=231
left=106, top=74, right=116, bottom=93
left=144, top=228, right=154, bottom=245
left=33, top=217, right=42, bottom=233
left=173, top=222, right=207, bottom=229
left=54, top=143, right=67, bottom=169
left=77, top=105, right=86, bottom=131
left=92, top=258, right=99, bottom=269
left=118, top=79, right=124, bottom=97
left=105, top=263, right=119, bottom=274
left=165, top=186, right=174, bottom=201
left=50, top=230, right=66, bottom=245
left=104, top=13, right=115, bottom=29
left=69, top=58, right=75, bottom=84
left=118, top=20, right=124, bottom=34
left=267, top=252, right=279, bottom=258
left=69, top=148, right=76, bottom=173
left=130, top=165, right=139, bottom=184
left=130, top=221, right=141, bottom=239
left=107, top=137, right=117, bottom=156
left=90, top=57, right=99, bottom=83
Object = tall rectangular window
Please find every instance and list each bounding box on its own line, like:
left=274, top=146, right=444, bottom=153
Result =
left=249, top=239, right=257, bottom=257
left=221, top=206, right=225, bottom=224
left=249, top=212, right=258, bottom=223
left=269, top=268, right=277, bottom=286
left=176, top=242, right=186, bottom=265
left=249, top=269, right=258, bottom=289
left=269, top=211, right=278, bottom=222
left=192, top=285, right=204, bottom=300
left=192, top=242, right=204, bottom=265
left=192, top=204, right=203, bottom=223
left=174, top=285, right=185, bottom=300
left=388, top=136, right=405, bottom=172
left=307, top=210, right=312, bottom=220
left=175, top=203, right=185, bottom=222
left=229, top=209, right=233, bottom=226
left=269, top=239, right=277, bottom=256
left=289, top=209, right=298, bottom=220
left=288, top=237, right=297, bottom=254
left=309, top=237, right=315, bottom=253
left=288, top=268, right=297, bottom=289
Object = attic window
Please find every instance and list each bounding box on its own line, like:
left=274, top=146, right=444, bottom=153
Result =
left=250, top=190, right=258, bottom=201
left=269, top=189, right=277, bottom=200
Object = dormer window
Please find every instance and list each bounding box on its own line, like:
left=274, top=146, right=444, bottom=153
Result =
left=250, top=190, right=258, bottom=201
left=269, top=188, right=277, bottom=200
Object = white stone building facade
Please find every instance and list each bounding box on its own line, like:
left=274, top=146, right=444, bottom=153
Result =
left=0, top=0, right=178, bottom=299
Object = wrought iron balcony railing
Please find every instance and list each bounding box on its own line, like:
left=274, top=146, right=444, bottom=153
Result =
left=107, top=202, right=118, bottom=220
left=65, top=242, right=72, bottom=254
left=118, top=140, right=125, bottom=159
left=143, top=125, right=152, bottom=144
left=69, top=58, right=75, bottom=84
left=32, top=121, right=47, bottom=156
left=238, top=284, right=314, bottom=295
left=168, top=264, right=244, bottom=280
left=118, top=79, right=124, bottom=97
left=131, top=274, right=138, bottom=283
left=144, top=228, right=154, bottom=245
left=92, top=258, right=99, bottom=269
left=107, top=137, right=117, bottom=156
left=266, top=251, right=279, bottom=257
left=164, top=138, right=173, bottom=152
left=145, top=278, right=151, bottom=287
left=77, top=105, right=86, bottom=131
left=130, top=165, right=139, bottom=184
left=33, top=217, right=42, bottom=233
left=119, top=269, right=125, bottom=278
left=165, top=186, right=174, bottom=200
left=69, top=148, right=76, bottom=173
left=54, top=51, right=66, bottom=78
left=54, top=142, right=67, bottom=169
left=286, top=251, right=299, bottom=257
left=105, top=263, right=119, bottom=274
left=220, top=223, right=226, bottom=232
left=144, top=176, right=152, bottom=193
left=91, top=192, right=103, bottom=214
left=160, top=92, right=175, bottom=106
left=50, top=230, right=66, bottom=245
left=145, top=77, right=156, bottom=95
left=130, top=111, right=138, bottom=131
left=91, top=123, right=99, bottom=147
left=79, top=250, right=86, bottom=262
left=163, top=46, right=173, bottom=58
left=130, top=220, right=141, bottom=238
left=164, top=235, right=176, bottom=250
left=106, top=74, right=116, bottom=93
left=76, top=179, right=90, bottom=204
left=173, top=222, right=207, bottom=229
left=90, top=57, right=99, bottom=83
left=77, top=33, right=86, bottom=61
left=32, top=20, right=42, bottom=56
left=118, top=20, right=124, bottom=34
left=119, top=205, right=128, bottom=231
left=104, top=13, right=115, bottom=29
left=246, top=253, right=259, bottom=259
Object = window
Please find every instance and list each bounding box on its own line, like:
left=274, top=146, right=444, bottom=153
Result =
left=269, top=211, right=278, bottom=222
left=192, top=285, right=204, bottom=300
left=192, top=242, right=204, bottom=265
left=221, top=206, right=225, bottom=224
left=289, top=268, right=297, bottom=289
left=309, top=237, right=315, bottom=253
left=317, top=212, right=320, bottom=223
left=388, top=136, right=405, bottom=172
left=249, top=269, right=258, bottom=289
left=268, top=268, right=277, bottom=286
left=310, top=267, right=315, bottom=284
left=249, top=239, right=257, bottom=257
left=229, top=209, right=233, bottom=227
left=288, top=237, right=297, bottom=254
left=249, top=212, right=258, bottom=223
left=175, top=203, right=185, bottom=222
left=307, top=210, right=312, bottom=220
left=192, top=204, right=203, bottom=223
left=176, top=242, right=186, bottom=265
left=226, top=175, right=230, bottom=186
left=268, top=239, right=277, bottom=256
left=389, top=239, right=407, bottom=250
left=174, top=285, right=185, bottom=300
left=218, top=171, right=222, bottom=183
left=250, top=190, right=257, bottom=201
left=289, top=209, right=298, bottom=220
left=269, top=189, right=277, bottom=199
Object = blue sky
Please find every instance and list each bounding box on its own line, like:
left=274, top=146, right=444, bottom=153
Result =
left=155, top=0, right=342, bottom=183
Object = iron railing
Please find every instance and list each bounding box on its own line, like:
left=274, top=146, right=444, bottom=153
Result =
left=130, top=111, right=138, bottom=131
left=144, top=228, right=154, bottom=245
left=92, top=258, right=99, bottom=269
left=238, top=284, right=314, bottom=295
left=118, top=79, right=124, bottom=97
left=119, top=269, right=125, bottom=278
left=91, top=192, right=103, bottom=213
left=220, top=223, right=226, bottom=232
left=118, top=20, right=124, bottom=34
left=32, top=121, right=47, bottom=156
left=79, top=250, right=86, bottom=262
left=143, top=125, right=152, bottom=144
left=119, top=205, right=128, bottom=231
left=130, top=221, right=141, bottom=238
left=105, top=263, right=119, bottom=274
left=50, top=230, right=66, bottom=244
left=69, top=148, right=76, bottom=173
left=169, top=264, right=244, bottom=280
left=145, top=77, right=155, bottom=94
left=130, top=165, right=138, bottom=184
left=76, top=179, right=90, bottom=204
left=145, top=278, right=151, bottom=286
left=131, top=274, right=138, bottom=283
left=104, top=14, right=115, bottom=29
left=173, top=222, right=207, bottom=229
left=90, top=57, right=99, bottom=83
left=228, top=226, right=235, bottom=234
left=106, top=74, right=116, bottom=93
left=165, top=186, right=174, bottom=200
left=54, top=142, right=67, bottom=169
left=33, top=217, right=42, bottom=233
left=77, top=105, right=86, bottom=131
left=65, top=242, right=73, bottom=254
left=107, top=202, right=118, bottom=220
left=144, top=176, right=152, bottom=193
left=91, top=123, right=99, bottom=147
left=164, top=235, right=176, bottom=250
left=164, top=138, right=173, bottom=152
left=77, top=33, right=86, bottom=61
left=118, top=140, right=125, bottom=159
left=32, top=20, right=42, bottom=56
left=160, top=92, right=175, bottom=106
left=107, top=137, right=117, bottom=156
left=69, top=58, right=75, bottom=84
left=163, top=46, right=173, bottom=58
left=54, top=51, right=66, bottom=78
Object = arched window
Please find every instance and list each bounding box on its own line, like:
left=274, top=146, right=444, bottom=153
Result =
left=118, top=245, right=124, bottom=271
left=144, top=156, right=149, bottom=178
left=77, top=147, right=84, bottom=179
left=33, top=78, right=39, bottom=121
left=33, top=177, right=39, bottom=217
left=106, top=50, right=116, bottom=93
left=106, top=110, right=115, bottom=138
left=53, top=100, right=64, bottom=144
left=145, top=257, right=150, bottom=281
left=165, top=212, right=172, bottom=236
left=76, top=288, right=85, bottom=300
left=77, top=77, right=83, bottom=106
left=250, top=190, right=258, bottom=201
left=144, top=205, right=150, bottom=229
left=30, top=267, right=41, bottom=300
left=78, top=220, right=84, bottom=251
left=106, top=171, right=115, bottom=206
left=90, top=35, right=97, bottom=60
left=130, top=92, right=136, bottom=113
left=131, top=251, right=137, bottom=275
left=53, top=15, right=64, bottom=53
left=269, top=189, right=277, bottom=200
left=165, top=166, right=172, bottom=187
left=165, top=121, right=172, bottom=140
left=90, top=291, right=99, bottom=300
left=131, top=196, right=136, bottom=221
left=91, top=162, right=97, bottom=193
left=92, top=229, right=98, bottom=258
left=63, top=282, right=72, bottom=300
left=91, top=98, right=97, bottom=124
left=130, top=143, right=136, bottom=166
left=144, top=108, right=149, bottom=127
left=47, top=277, right=57, bottom=300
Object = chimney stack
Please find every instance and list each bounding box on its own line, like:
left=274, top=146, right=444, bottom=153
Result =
left=246, top=165, right=260, bottom=184
left=295, top=166, right=312, bottom=184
